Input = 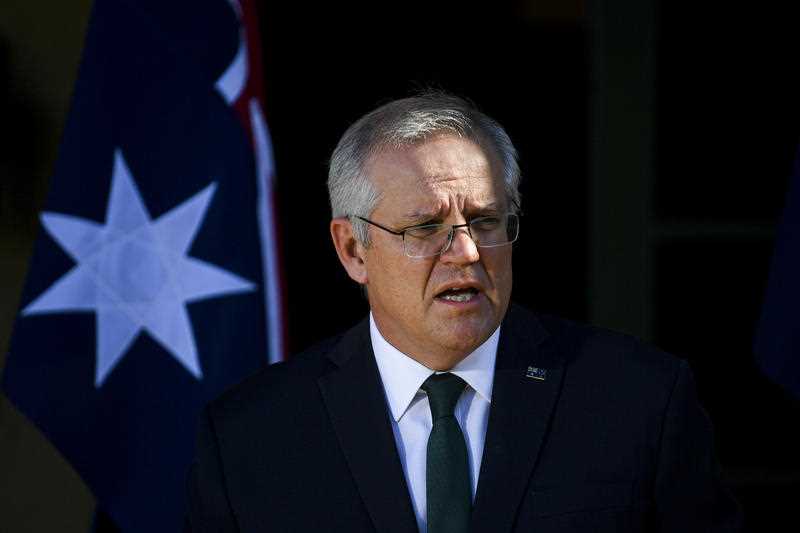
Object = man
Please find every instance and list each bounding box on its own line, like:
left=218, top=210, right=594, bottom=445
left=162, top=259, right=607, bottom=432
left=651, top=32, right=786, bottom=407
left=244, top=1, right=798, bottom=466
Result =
left=185, top=93, right=742, bottom=532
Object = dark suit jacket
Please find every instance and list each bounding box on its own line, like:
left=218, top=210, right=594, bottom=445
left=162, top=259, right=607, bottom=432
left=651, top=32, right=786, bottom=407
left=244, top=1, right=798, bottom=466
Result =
left=185, top=305, right=742, bottom=532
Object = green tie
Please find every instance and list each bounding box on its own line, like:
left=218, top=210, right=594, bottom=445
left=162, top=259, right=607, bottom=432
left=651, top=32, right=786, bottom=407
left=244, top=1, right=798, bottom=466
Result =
left=421, top=373, right=471, bottom=533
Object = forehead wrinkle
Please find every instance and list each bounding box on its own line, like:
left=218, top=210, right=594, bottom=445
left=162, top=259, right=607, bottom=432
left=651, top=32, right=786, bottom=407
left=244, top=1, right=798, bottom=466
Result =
left=373, top=139, right=502, bottom=223
left=422, top=171, right=489, bottom=185
left=401, top=197, right=447, bottom=222
left=402, top=177, right=501, bottom=222
left=429, top=175, right=488, bottom=203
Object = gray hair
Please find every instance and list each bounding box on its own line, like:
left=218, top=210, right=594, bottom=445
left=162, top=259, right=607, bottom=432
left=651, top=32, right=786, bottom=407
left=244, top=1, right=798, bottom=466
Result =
left=327, top=92, right=521, bottom=244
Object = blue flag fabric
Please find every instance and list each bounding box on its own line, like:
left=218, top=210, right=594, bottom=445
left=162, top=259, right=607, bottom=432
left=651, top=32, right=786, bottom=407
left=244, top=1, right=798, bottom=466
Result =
left=2, top=0, right=283, bottom=531
left=755, top=148, right=800, bottom=399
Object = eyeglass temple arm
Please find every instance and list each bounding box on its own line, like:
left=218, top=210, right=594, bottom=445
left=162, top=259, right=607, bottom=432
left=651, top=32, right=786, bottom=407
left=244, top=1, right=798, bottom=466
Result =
left=352, top=215, right=405, bottom=236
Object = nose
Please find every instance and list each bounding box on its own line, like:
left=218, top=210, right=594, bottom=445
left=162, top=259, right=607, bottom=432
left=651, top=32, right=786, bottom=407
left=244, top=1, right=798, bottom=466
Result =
left=440, top=226, right=480, bottom=264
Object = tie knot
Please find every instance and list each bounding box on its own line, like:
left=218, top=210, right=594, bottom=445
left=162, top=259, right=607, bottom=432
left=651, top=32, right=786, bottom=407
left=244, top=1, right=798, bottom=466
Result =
left=421, top=372, right=467, bottom=420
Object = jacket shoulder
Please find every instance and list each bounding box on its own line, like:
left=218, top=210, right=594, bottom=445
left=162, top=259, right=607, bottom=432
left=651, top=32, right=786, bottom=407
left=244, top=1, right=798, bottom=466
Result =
left=545, top=313, right=680, bottom=366
left=205, top=330, right=345, bottom=423
left=511, top=305, right=686, bottom=396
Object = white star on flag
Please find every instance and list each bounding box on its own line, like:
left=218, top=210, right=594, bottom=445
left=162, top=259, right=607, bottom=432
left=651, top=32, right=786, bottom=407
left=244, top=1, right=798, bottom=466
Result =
left=23, top=149, right=256, bottom=387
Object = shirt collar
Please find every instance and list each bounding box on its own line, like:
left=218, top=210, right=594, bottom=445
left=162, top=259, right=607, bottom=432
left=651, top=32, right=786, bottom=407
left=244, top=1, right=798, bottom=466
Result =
left=370, top=312, right=499, bottom=422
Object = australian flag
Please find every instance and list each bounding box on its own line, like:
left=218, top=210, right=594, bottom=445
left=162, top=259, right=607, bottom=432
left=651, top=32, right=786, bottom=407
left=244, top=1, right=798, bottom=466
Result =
left=1, top=0, right=284, bottom=531
left=755, top=147, right=800, bottom=400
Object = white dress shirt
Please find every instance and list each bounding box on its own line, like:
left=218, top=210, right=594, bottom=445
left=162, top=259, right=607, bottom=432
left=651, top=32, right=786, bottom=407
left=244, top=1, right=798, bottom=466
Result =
left=369, top=313, right=499, bottom=533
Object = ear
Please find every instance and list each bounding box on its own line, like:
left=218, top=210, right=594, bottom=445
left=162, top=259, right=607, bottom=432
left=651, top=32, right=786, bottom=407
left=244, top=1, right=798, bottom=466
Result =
left=330, top=217, right=368, bottom=284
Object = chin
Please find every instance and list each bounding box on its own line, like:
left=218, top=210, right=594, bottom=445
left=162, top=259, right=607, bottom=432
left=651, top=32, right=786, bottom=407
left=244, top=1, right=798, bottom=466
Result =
left=433, top=317, right=496, bottom=355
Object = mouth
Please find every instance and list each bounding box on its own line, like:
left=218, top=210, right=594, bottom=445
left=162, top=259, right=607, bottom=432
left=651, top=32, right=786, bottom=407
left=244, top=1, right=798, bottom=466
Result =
left=434, top=285, right=482, bottom=304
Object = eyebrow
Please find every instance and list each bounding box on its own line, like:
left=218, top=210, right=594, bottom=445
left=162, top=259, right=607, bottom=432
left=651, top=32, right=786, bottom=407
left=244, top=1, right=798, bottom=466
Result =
left=399, top=202, right=504, bottom=224
left=470, top=202, right=503, bottom=214
left=399, top=209, right=440, bottom=224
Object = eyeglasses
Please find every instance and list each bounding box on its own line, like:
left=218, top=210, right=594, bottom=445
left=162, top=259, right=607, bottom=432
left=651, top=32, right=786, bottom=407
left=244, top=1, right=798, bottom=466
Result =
left=352, top=213, right=519, bottom=258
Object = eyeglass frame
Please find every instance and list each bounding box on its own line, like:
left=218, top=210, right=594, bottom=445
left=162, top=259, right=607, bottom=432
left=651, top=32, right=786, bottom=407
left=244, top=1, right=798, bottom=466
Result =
left=350, top=213, right=520, bottom=258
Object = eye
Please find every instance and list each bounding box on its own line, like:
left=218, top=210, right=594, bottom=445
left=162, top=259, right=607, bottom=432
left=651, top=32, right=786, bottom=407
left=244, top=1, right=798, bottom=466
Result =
left=471, top=216, right=501, bottom=231
left=406, top=223, right=444, bottom=238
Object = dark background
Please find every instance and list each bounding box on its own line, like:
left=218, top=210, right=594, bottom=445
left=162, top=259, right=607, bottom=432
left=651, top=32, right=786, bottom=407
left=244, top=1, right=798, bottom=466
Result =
left=2, top=0, right=799, bottom=530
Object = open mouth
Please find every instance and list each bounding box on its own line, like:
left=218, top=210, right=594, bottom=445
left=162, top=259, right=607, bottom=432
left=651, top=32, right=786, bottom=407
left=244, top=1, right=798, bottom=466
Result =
left=435, top=287, right=479, bottom=303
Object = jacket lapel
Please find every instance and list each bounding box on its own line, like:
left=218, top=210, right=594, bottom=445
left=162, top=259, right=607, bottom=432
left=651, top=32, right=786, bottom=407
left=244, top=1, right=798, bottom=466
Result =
left=470, top=306, right=565, bottom=533
left=317, top=319, right=419, bottom=533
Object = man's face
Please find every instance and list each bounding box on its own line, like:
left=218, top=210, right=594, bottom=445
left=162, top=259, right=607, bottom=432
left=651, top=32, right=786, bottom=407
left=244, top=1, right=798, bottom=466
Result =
left=362, top=134, right=513, bottom=368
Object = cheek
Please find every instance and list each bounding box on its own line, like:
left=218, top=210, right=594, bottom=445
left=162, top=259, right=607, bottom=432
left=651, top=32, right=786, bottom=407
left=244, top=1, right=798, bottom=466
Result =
left=484, top=250, right=513, bottom=292
left=369, top=254, right=434, bottom=310
left=375, top=253, right=435, bottom=299
left=499, top=259, right=513, bottom=291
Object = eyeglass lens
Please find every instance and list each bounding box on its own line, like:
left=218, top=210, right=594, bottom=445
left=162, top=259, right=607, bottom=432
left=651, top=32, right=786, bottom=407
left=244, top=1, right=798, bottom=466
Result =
left=403, top=214, right=519, bottom=258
